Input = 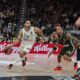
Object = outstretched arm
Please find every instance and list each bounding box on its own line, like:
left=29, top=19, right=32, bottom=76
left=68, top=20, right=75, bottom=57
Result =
left=66, top=33, right=80, bottom=42
left=34, top=27, right=44, bottom=38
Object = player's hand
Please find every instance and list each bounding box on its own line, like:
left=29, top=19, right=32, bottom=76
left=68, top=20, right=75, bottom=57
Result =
left=3, top=46, right=12, bottom=55
left=39, top=37, right=47, bottom=43
left=3, top=44, right=14, bottom=53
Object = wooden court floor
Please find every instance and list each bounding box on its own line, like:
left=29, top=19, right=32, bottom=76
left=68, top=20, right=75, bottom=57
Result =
left=0, top=53, right=76, bottom=79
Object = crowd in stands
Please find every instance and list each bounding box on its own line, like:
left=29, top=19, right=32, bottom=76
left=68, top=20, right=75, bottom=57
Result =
left=0, top=0, right=80, bottom=42
left=0, top=0, right=20, bottom=42
left=28, top=0, right=80, bottom=36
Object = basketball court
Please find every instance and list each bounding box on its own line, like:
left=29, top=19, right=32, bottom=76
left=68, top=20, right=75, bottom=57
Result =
left=0, top=53, right=76, bottom=80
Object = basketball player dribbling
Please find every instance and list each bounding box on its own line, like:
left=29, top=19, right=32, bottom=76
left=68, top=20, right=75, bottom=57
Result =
left=6, top=19, right=44, bottom=69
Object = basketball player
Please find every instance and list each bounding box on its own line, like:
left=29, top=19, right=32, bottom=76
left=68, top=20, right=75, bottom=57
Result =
left=6, top=19, right=44, bottom=69
left=48, top=24, right=79, bottom=70
left=74, top=17, right=80, bottom=70
left=74, top=46, right=80, bottom=70
left=71, top=17, right=80, bottom=79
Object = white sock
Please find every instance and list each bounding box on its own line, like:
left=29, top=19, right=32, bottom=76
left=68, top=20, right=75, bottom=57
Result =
left=78, top=61, right=80, bottom=68
left=12, top=56, right=25, bottom=65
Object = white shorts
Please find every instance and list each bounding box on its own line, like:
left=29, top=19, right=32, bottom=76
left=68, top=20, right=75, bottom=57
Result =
left=19, top=44, right=33, bottom=54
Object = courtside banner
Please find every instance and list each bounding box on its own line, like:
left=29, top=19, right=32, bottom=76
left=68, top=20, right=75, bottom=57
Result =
left=0, top=42, right=63, bottom=54
left=30, top=43, right=63, bottom=54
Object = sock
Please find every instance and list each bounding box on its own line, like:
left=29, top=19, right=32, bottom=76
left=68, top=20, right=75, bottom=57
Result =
left=78, top=61, right=80, bottom=68
left=12, top=56, right=25, bottom=65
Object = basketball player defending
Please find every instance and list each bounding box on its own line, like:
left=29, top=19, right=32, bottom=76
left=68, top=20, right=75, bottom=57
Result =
left=7, top=19, right=44, bottom=69
left=48, top=24, right=79, bottom=70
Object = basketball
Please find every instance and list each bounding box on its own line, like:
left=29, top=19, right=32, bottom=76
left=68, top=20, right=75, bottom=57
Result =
left=3, top=46, right=12, bottom=55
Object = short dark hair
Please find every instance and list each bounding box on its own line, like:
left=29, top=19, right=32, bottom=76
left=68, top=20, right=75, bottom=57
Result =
left=25, top=19, right=32, bottom=24
left=54, top=23, right=63, bottom=30
left=23, top=18, right=30, bottom=22
left=54, top=23, right=62, bottom=27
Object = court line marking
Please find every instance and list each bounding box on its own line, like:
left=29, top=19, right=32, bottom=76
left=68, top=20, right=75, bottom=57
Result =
left=0, top=61, right=35, bottom=65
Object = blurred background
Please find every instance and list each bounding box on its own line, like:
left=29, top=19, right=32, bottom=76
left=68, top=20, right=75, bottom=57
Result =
left=0, top=1, right=80, bottom=80
left=0, top=0, right=80, bottom=42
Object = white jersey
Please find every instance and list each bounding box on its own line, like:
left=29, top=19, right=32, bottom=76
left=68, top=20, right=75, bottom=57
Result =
left=20, top=27, right=36, bottom=46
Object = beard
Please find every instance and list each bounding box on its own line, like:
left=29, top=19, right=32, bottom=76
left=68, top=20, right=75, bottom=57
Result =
left=25, top=26, right=31, bottom=31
